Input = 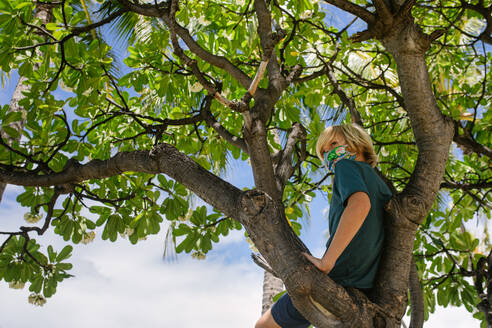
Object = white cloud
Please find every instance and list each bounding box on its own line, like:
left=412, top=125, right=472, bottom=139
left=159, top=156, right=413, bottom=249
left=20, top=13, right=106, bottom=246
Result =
left=0, top=231, right=264, bottom=328
left=402, top=306, right=479, bottom=328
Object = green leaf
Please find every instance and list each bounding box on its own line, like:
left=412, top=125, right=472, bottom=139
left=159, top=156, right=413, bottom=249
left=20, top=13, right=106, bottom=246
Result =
left=45, top=22, right=59, bottom=31
left=2, top=125, right=19, bottom=138
left=56, top=263, right=73, bottom=271
left=47, top=245, right=56, bottom=263
left=56, top=246, right=73, bottom=262
left=29, top=275, right=43, bottom=293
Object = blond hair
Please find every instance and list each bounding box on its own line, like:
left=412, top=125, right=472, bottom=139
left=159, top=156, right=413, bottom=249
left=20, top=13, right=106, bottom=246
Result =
left=316, top=123, right=378, bottom=167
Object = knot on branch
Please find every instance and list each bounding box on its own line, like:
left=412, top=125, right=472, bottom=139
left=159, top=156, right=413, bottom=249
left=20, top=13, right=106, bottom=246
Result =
left=230, top=100, right=249, bottom=113
left=286, top=65, right=303, bottom=83
left=272, top=29, right=287, bottom=44
left=240, top=189, right=268, bottom=217
left=149, top=143, right=170, bottom=157
left=392, top=194, right=427, bottom=226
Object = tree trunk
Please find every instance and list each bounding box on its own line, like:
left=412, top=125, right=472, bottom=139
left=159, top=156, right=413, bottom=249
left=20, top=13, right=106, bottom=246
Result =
left=0, top=3, right=53, bottom=202
left=370, top=17, right=454, bottom=324
left=409, top=257, right=424, bottom=328
left=261, top=271, right=284, bottom=314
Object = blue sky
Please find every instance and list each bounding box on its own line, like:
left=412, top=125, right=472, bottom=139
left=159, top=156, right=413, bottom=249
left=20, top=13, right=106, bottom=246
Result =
left=0, top=4, right=486, bottom=327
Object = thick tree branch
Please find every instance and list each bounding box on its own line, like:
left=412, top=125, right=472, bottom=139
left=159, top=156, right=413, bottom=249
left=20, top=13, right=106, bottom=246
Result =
left=382, top=54, right=454, bottom=226
left=275, top=123, right=307, bottom=188
left=243, top=118, right=282, bottom=200
left=0, top=144, right=242, bottom=219
left=373, top=0, right=394, bottom=24
left=253, top=0, right=290, bottom=103
left=322, top=0, right=376, bottom=24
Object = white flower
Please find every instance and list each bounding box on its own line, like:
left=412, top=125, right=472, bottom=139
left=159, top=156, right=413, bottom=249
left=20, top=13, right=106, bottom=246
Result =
left=80, top=231, right=95, bottom=245
left=9, top=280, right=25, bottom=290
left=190, top=82, right=203, bottom=93
left=191, top=251, right=206, bottom=260
left=300, top=10, right=313, bottom=20
left=119, top=227, right=134, bottom=239
left=396, top=107, right=406, bottom=114
left=197, top=15, right=210, bottom=26
left=82, top=87, right=93, bottom=97
left=59, top=80, right=73, bottom=92
left=28, top=293, right=47, bottom=307
left=24, top=213, right=42, bottom=224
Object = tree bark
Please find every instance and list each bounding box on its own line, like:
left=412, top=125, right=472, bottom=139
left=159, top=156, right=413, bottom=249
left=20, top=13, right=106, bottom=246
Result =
left=409, top=257, right=424, bottom=328
left=261, top=271, right=284, bottom=314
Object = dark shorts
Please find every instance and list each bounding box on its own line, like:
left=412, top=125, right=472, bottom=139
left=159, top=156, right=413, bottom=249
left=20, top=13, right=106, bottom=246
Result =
left=271, top=293, right=310, bottom=328
left=271, top=289, right=370, bottom=328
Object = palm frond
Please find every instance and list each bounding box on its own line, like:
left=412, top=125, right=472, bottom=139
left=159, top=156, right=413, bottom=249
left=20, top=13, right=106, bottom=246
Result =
left=0, top=70, right=9, bottom=88
left=344, top=51, right=399, bottom=88
left=459, top=17, right=486, bottom=45
left=96, top=0, right=158, bottom=47
left=162, top=222, right=178, bottom=262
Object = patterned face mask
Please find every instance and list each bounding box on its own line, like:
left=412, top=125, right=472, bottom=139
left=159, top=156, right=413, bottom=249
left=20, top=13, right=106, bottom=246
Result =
left=323, top=145, right=356, bottom=172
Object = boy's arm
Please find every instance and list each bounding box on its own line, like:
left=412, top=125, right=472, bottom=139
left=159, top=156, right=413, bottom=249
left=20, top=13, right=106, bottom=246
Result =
left=304, top=191, right=371, bottom=274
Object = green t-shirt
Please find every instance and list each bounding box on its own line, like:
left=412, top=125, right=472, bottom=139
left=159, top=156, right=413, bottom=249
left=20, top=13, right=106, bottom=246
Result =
left=326, top=159, right=392, bottom=288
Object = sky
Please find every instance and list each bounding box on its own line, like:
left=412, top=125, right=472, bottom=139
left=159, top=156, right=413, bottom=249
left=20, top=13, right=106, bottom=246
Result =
left=0, top=3, right=487, bottom=328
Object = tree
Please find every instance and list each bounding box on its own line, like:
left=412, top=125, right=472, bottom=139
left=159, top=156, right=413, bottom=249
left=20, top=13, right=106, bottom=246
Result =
left=0, top=0, right=490, bottom=327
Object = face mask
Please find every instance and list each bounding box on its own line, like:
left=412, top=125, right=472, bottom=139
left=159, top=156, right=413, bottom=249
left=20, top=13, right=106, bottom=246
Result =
left=323, top=145, right=356, bottom=172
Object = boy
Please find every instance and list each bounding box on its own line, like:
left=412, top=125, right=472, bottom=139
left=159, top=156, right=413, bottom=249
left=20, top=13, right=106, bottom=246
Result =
left=255, top=124, right=392, bottom=328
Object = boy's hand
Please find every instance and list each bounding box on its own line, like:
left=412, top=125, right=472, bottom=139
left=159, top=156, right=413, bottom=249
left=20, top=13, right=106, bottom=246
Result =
left=302, top=252, right=334, bottom=274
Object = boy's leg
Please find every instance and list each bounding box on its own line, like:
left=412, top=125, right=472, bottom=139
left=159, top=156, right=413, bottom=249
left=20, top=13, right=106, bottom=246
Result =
left=256, top=293, right=310, bottom=328
left=255, top=308, right=281, bottom=328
